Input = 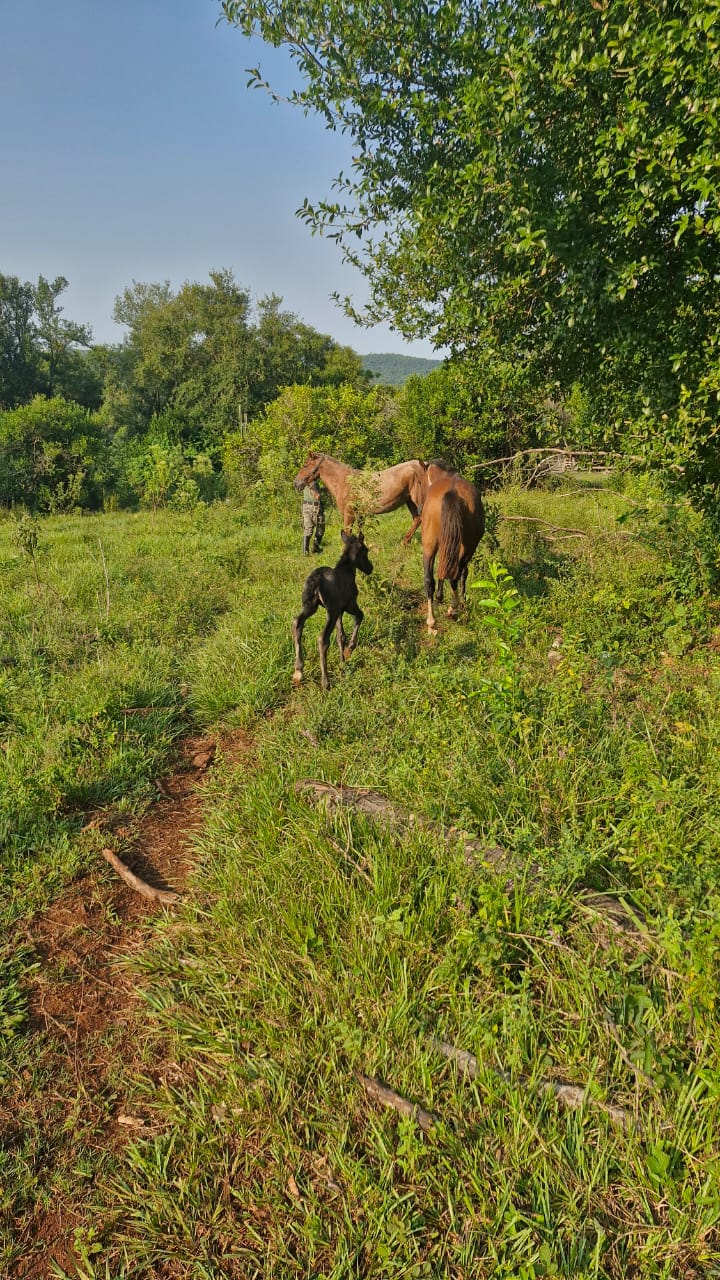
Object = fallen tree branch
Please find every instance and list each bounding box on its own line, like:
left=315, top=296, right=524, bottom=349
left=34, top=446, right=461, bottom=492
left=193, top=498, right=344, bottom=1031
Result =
left=499, top=514, right=587, bottom=537
left=429, top=1038, right=641, bottom=1135
left=295, top=782, right=645, bottom=942
left=360, top=1074, right=438, bottom=1132
left=472, top=448, right=645, bottom=471
left=294, top=780, right=508, bottom=870
left=101, top=848, right=180, bottom=905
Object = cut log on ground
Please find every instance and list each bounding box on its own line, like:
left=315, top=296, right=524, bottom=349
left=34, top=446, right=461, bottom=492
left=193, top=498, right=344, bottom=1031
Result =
left=295, top=780, right=644, bottom=939
left=295, top=780, right=508, bottom=870
left=576, top=891, right=646, bottom=937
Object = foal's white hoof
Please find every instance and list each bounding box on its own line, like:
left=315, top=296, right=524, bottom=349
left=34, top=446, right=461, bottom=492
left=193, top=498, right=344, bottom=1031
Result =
left=292, top=671, right=302, bottom=685
left=427, top=625, right=438, bottom=636
left=447, top=607, right=458, bottom=619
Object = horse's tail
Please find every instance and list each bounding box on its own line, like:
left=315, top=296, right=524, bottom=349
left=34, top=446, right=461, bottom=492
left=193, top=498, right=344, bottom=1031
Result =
left=437, top=490, right=464, bottom=581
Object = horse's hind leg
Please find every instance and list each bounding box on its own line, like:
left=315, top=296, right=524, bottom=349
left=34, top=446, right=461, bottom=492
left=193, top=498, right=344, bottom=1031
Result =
left=461, top=563, right=469, bottom=601
left=318, top=610, right=338, bottom=690
left=335, top=614, right=347, bottom=662
left=402, top=500, right=422, bottom=545
left=424, top=555, right=438, bottom=635
left=292, top=598, right=319, bottom=684
left=448, top=561, right=470, bottom=618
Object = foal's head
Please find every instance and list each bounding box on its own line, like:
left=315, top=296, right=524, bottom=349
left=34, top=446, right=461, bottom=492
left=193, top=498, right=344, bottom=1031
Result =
left=340, top=529, right=373, bottom=576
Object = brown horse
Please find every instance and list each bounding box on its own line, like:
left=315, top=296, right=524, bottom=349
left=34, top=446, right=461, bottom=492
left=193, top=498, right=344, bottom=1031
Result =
left=293, top=451, right=427, bottom=545
left=421, top=461, right=485, bottom=634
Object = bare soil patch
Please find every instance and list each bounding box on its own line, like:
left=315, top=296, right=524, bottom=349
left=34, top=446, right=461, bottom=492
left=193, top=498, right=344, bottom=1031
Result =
left=4, top=729, right=252, bottom=1280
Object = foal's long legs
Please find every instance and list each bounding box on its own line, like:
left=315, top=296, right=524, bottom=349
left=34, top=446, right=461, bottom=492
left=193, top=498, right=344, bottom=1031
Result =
left=343, top=608, right=364, bottom=659
left=292, top=597, right=320, bottom=684
left=335, top=616, right=347, bottom=663
left=317, top=612, right=336, bottom=691
left=294, top=600, right=364, bottom=689
left=319, top=607, right=363, bottom=689
left=319, top=609, right=344, bottom=691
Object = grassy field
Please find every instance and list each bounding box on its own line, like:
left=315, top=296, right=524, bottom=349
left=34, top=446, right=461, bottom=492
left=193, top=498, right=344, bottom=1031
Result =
left=2, top=478, right=720, bottom=1278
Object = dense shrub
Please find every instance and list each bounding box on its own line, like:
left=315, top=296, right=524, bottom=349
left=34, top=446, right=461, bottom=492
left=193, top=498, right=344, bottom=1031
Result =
left=0, top=397, right=109, bottom=512
left=229, top=382, right=399, bottom=499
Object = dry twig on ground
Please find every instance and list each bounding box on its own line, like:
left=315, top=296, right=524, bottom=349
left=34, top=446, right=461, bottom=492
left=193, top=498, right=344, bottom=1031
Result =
left=429, top=1038, right=642, bottom=1135
left=360, top=1074, right=438, bottom=1132
left=101, top=848, right=180, bottom=906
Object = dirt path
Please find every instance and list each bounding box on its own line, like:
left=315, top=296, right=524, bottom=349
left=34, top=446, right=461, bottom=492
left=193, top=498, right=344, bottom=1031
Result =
left=5, top=730, right=252, bottom=1279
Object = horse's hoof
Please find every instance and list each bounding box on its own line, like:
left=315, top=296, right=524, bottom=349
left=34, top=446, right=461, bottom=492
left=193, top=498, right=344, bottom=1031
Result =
left=447, top=607, right=458, bottom=620
left=427, top=625, right=438, bottom=637
left=292, top=671, right=302, bottom=685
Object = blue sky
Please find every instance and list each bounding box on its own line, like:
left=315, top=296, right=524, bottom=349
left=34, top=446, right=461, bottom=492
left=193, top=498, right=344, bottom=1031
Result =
left=0, top=0, right=439, bottom=358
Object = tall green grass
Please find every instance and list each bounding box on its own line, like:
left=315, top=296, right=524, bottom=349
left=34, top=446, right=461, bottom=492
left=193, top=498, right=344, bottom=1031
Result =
left=0, top=504, right=297, bottom=928
left=4, top=480, right=720, bottom=1277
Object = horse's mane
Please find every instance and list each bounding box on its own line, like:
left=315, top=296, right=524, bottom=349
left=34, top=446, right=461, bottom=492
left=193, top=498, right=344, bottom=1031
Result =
left=428, top=458, right=459, bottom=475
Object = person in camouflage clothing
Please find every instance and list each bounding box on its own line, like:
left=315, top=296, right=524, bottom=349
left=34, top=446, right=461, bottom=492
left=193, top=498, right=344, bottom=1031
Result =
left=301, top=477, right=325, bottom=555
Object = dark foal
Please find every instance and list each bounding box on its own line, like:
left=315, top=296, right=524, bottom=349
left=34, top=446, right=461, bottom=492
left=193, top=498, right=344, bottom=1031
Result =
left=292, top=531, right=373, bottom=690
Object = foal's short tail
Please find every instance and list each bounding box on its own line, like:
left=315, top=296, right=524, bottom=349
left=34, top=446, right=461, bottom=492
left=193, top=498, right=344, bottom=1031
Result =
left=437, top=490, right=464, bottom=581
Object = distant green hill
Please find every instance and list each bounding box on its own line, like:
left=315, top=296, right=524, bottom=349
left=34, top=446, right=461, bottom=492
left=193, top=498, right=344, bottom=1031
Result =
left=361, top=352, right=442, bottom=386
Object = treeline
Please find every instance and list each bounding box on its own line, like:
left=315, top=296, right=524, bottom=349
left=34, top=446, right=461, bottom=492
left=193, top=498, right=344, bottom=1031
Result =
left=0, top=269, right=364, bottom=512
left=1, top=266, right=586, bottom=515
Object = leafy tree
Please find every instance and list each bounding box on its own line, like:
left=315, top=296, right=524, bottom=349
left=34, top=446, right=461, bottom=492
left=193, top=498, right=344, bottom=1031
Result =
left=107, top=271, right=368, bottom=449
left=60, top=345, right=109, bottom=412
left=253, top=293, right=367, bottom=402
left=393, top=360, right=543, bottom=473
left=108, top=276, right=236, bottom=440
left=220, top=0, right=720, bottom=491
left=0, top=275, right=38, bottom=408
left=314, top=341, right=371, bottom=389
left=120, top=441, right=221, bottom=511
left=34, top=276, right=93, bottom=398
left=0, top=273, right=99, bottom=410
